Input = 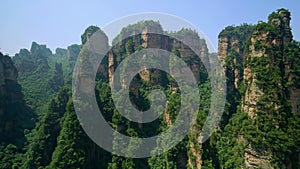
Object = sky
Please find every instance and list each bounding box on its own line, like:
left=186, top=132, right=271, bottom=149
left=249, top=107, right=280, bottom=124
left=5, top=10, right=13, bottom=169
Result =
left=1, top=0, right=299, bottom=55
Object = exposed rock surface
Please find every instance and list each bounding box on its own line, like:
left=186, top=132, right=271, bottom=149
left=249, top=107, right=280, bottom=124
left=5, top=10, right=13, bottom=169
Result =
left=83, top=23, right=210, bottom=168
left=218, top=8, right=300, bottom=168
left=0, top=53, right=17, bottom=85
left=0, top=52, right=34, bottom=146
left=108, top=31, right=209, bottom=87
left=242, top=9, right=293, bottom=168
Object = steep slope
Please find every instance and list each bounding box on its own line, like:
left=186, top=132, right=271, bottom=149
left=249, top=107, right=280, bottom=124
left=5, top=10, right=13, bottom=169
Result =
left=218, top=24, right=254, bottom=127
left=2, top=9, right=300, bottom=169
left=25, top=21, right=211, bottom=169
left=0, top=52, right=34, bottom=168
left=22, top=87, right=71, bottom=168
left=0, top=52, right=34, bottom=146
left=217, top=8, right=300, bottom=168
left=106, top=21, right=210, bottom=169
left=12, top=42, right=80, bottom=114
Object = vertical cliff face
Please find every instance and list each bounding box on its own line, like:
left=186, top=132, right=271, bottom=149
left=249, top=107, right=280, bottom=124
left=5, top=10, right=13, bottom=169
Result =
left=217, top=9, right=300, bottom=168
left=92, top=22, right=210, bottom=168
left=218, top=36, right=241, bottom=91
left=108, top=50, right=115, bottom=87
left=0, top=52, right=34, bottom=146
left=279, top=9, right=300, bottom=115
left=67, top=44, right=81, bottom=62
left=0, top=53, right=18, bottom=85
left=171, top=29, right=209, bottom=83
left=218, top=25, right=253, bottom=92
left=217, top=25, right=254, bottom=129
left=141, top=27, right=164, bottom=49
left=242, top=9, right=293, bottom=117
left=242, top=30, right=269, bottom=118
left=108, top=27, right=209, bottom=88
left=242, top=9, right=293, bottom=168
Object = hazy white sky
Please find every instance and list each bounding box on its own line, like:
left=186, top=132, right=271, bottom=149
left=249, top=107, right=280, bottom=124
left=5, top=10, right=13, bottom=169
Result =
left=1, top=0, right=299, bottom=55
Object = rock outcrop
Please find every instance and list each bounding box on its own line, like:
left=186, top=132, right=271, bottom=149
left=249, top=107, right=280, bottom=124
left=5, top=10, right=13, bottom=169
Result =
left=0, top=52, right=34, bottom=146
left=108, top=28, right=209, bottom=88
left=0, top=53, right=18, bottom=85
left=242, top=9, right=293, bottom=117
left=218, top=8, right=300, bottom=168
left=12, top=42, right=70, bottom=113
left=80, top=22, right=210, bottom=168
left=242, top=9, right=295, bottom=168
left=217, top=24, right=254, bottom=128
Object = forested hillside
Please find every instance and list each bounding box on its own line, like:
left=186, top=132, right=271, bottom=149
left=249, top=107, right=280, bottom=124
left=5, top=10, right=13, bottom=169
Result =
left=0, top=8, right=299, bottom=169
left=12, top=42, right=80, bottom=114
left=0, top=52, right=35, bottom=168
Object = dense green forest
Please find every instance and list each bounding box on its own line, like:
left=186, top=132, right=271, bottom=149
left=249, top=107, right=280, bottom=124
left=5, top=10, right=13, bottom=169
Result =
left=0, top=8, right=300, bottom=169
